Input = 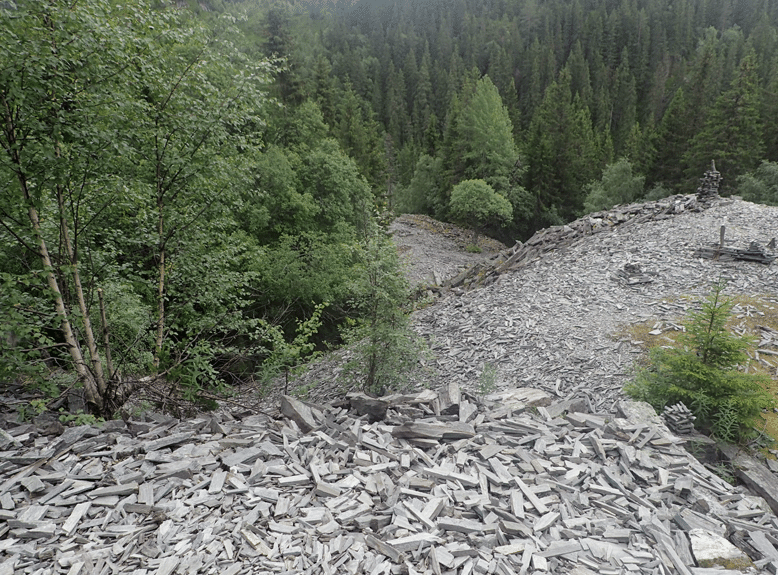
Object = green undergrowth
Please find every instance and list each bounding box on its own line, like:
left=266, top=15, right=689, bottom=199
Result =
left=620, top=288, right=778, bottom=450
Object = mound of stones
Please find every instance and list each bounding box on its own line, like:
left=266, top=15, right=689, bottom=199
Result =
left=2, top=383, right=778, bottom=575
left=444, top=194, right=705, bottom=293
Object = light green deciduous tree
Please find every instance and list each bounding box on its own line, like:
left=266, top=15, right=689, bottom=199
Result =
left=449, top=180, right=513, bottom=243
left=583, top=158, right=645, bottom=214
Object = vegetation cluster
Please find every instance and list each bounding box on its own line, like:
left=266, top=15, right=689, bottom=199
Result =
left=0, top=0, right=423, bottom=416
left=625, top=283, right=777, bottom=444
left=249, top=0, right=778, bottom=239
left=3, top=0, right=778, bottom=417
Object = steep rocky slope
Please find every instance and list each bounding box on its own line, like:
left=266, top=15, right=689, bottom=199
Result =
left=404, top=195, right=778, bottom=412
left=3, top=195, right=778, bottom=575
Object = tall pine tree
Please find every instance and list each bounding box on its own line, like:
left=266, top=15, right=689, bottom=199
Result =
left=684, top=50, right=764, bottom=188
left=524, top=68, right=600, bottom=231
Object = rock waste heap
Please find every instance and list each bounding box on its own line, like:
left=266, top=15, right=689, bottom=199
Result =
left=2, top=385, right=778, bottom=575
left=443, top=194, right=704, bottom=293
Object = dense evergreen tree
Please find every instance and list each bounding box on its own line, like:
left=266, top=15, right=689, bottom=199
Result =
left=335, top=84, right=387, bottom=189
left=684, top=50, right=764, bottom=187
left=444, top=75, right=520, bottom=192
left=649, top=87, right=693, bottom=192
left=524, top=69, right=601, bottom=229
left=611, top=48, right=638, bottom=155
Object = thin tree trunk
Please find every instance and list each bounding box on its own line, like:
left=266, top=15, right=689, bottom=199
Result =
left=153, top=205, right=166, bottom=370
left=3, top=98, right=104, bottom=411
left=24, top=188, right=104, bottom=412
left=57, top=184, right=107, bottom=399
left=97, top=288, right=115, bottom=381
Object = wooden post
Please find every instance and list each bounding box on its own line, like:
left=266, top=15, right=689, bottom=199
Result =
left=716, top=225, right=725, bottom=259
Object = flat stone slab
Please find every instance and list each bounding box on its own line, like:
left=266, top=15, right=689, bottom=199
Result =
left=689, top=529, right=753, bottom=570
left=719, top=444, right=778, bottom=516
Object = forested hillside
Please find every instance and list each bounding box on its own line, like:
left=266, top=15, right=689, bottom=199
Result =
left=254, top=0, right=778, bottom=239
left=3, top=0, right=778, bottom=416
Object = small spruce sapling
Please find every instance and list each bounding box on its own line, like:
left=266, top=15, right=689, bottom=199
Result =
left=624, top=280, right=775, bottom=443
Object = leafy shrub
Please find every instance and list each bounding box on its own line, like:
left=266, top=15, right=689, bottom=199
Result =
left=643, top=183, right=673, bottom=202
left=624, top=281, right=775, bottom=443
left=449, top=179, right=513, bottom=242
left=0, top=273, right=58, bottom=389
left=477, top=363, right=497, bottom=399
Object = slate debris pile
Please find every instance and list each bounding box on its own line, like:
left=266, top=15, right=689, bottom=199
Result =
left=612, top=263, right=657, bottom=287
left=444, top=194, right=704, bottom=292
left=2, top=385, right=778, bottom=575
left=662, top=403, right=697, bottom=435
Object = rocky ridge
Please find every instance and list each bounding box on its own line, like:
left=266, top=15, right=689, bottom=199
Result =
left=407, top=195, right=778, bottom=413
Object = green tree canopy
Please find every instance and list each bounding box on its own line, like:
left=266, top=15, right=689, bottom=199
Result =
left=449, top=179, right=513, bottom=241
left=524, top=68, right=602, bottom=229
left=446, top=75, right=521, bottom=194
left=684, top=50, right=764, bottom=188
left=737, top=161, right=778, bottom=205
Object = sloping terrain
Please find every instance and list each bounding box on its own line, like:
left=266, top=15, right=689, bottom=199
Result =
left=2, top=195, right=778, bottom=575
left=389, top=214, right=509, bottom=289
left=297, top=195, right=778, bottom=411
left=406, top=195, right=778, bottom=412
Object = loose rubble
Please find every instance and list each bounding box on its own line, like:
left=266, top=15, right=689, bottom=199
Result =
left=4, top=194, right=778, bottom=574
left=2, top=384, right=778, bottom=575
left=406, top=195, right=778, bottom=413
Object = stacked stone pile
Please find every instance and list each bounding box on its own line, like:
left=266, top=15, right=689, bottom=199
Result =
left=663, top=403, right=697, bottom=435
left=696, top=161, right=723, bottom=202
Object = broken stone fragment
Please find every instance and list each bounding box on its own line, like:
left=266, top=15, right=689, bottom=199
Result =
left=689, top=529, right=753, bottom=570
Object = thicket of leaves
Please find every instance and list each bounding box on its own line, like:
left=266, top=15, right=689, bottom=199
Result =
left=625, top=282, right=776, bottom=443
left=449, top=180, right=513, bottom=243
left=7, top=0, right=778, bottom=416
left=0, top=1, right=421, bottom=415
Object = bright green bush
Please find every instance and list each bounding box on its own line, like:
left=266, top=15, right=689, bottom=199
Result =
left=624, top=281, right=775, bottom=443
left=583, top=157, right=645, bottom=214
left=449, top=179, right=513, bottom=242
left=737, top=161, right=778, bottom=205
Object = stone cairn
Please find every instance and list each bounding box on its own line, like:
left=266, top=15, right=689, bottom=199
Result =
left=696, top=159, right=722, bottom=201
left=663, top=401, right=697, bottom=434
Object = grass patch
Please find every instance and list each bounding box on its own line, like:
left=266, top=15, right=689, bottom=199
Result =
left=620, top=293, right=778, bottom=450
